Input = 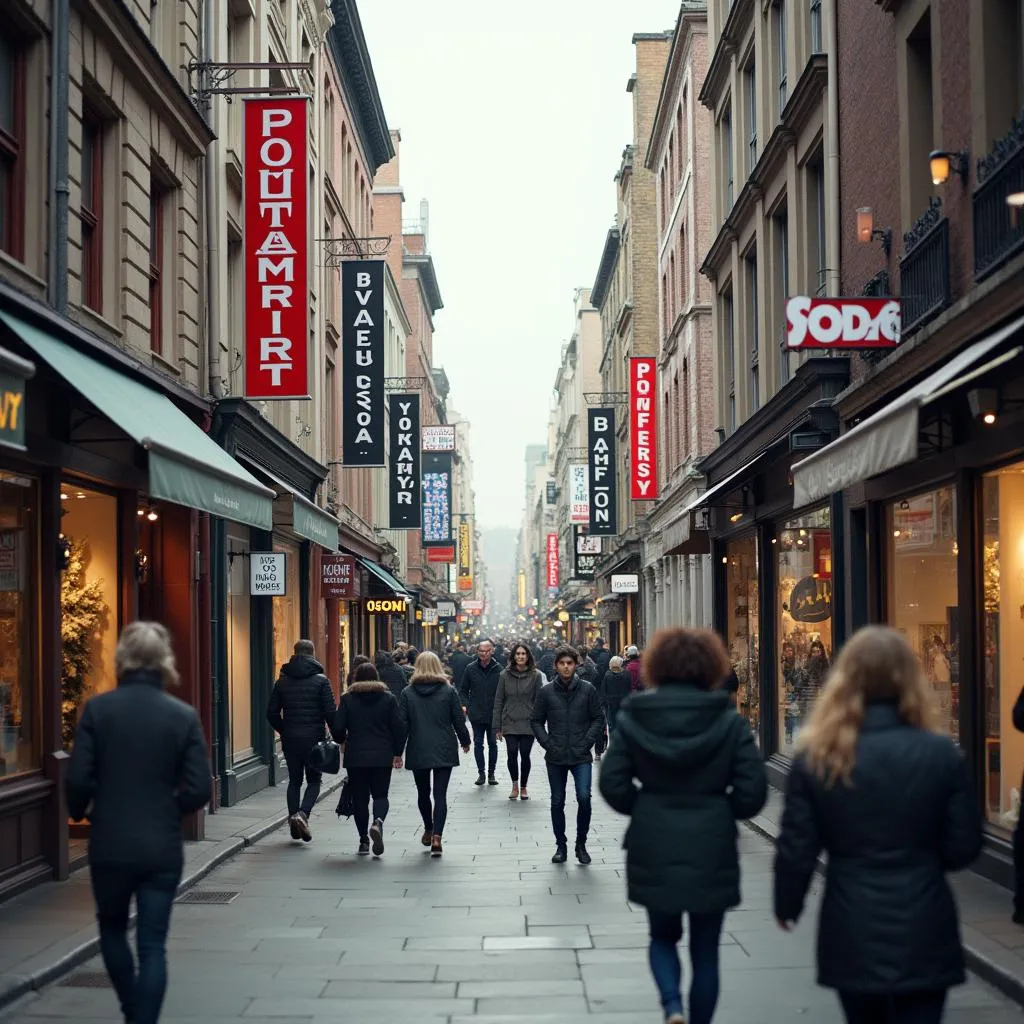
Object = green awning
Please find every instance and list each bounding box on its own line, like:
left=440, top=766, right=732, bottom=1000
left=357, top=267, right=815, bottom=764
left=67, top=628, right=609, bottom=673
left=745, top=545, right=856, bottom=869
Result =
left=1, top=312, right=274, bottom=530
left=258, top=467, right=339, bottom=550
left=357, top=556, right=411, bottom=597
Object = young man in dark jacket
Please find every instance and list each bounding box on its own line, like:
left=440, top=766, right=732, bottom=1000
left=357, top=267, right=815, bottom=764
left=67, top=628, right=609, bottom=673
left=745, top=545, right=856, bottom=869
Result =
left=531, top=645, right=605, bottom=865
left=459, top=639, right=503, bottom=785
left=374, top=649, right=408, bottom=700
left=267, top=639, right=337, bottom=842
left=450, top=643, right=471, bottom=689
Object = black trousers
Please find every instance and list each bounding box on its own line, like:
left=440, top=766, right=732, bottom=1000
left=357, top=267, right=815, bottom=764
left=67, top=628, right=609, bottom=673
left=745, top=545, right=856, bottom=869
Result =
left=838, top=990, right=947, bottom=1024
left=347, top=765, right=392, bottom=840
left=1015, top=807, right=1024, bottom=914
left=504, top=734, right=534, bottom=786
left=282, top=741, right=321, bottom=817
left=413, top=767, right=453, bottom=836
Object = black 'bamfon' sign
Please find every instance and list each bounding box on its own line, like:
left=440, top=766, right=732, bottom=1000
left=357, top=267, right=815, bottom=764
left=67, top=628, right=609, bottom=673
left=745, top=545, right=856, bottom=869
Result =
left=588, top=407, right=617, bottom=536
left=388, top=393, right=421, bottom=529
left=341, top=260, right=385, bottom=465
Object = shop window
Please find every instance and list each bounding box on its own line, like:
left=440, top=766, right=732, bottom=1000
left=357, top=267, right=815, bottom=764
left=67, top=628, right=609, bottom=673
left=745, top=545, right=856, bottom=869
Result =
left=226, top=526, right=252, bottom=762
left=981, top=464, right=1024, bottom=832
left=776, top=508, right=833, bottom=755
left=886, top=485, right=959, bottom=741
left=726, top=535, right=759, bottom=731
left=0, top=25, right=26, bottom=261
left=271, top=539, right=302, bottom=673
left=0, top=473, right=38, bottom=777
left=59, top=484, right=118, bottom=747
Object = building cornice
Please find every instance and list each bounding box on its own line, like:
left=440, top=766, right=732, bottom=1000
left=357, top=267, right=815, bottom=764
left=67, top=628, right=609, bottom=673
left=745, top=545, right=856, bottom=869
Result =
left=403, top=252, right=443, bottom=314
left=700, top=0, right=754, bottom=109
left=591, top=228, right=621, bottom=310
left=327, top=0, right=394, bottom=174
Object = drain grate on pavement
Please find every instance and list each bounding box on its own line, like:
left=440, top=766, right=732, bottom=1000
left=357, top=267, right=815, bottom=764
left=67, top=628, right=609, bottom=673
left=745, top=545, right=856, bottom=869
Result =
left=174, top=889, right=240, bottom=905
left=60, top=971, right=112, bottom=989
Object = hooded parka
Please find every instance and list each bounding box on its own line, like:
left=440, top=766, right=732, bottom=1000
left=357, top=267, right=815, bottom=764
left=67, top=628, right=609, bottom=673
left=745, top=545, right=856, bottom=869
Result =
left=398, top=676, right=471, bottom=771
left=492, top=667, right=543, bottom=735
left=333, top=680, right=405, bottom=768
left=266, top=655, right=336, bottom=747
left=599, top=686, right=767, bottom=914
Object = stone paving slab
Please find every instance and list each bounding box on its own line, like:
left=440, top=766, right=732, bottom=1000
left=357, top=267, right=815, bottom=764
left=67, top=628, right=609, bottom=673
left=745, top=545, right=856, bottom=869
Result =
left=1, top=765, right=1023, bottom=1023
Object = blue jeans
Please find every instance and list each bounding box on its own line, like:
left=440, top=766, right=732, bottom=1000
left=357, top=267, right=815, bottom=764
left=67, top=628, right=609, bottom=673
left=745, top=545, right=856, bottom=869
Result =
left=473, top=722, right=498, bottom=775
left=91, top=864, right=181, bottom=1024
left=546, top=762, right=592, bottom=846
left=647, top=908, right=725, bottom=1024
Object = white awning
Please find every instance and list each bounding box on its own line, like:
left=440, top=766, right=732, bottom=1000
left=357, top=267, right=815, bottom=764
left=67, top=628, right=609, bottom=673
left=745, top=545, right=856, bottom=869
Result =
left=792, top=314, right=1024, bottom=508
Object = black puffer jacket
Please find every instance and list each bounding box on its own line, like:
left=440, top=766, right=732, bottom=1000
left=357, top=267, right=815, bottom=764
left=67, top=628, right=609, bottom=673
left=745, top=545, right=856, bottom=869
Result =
left=333, top=680, right=405, bottom=768
left=398, top=676, right=471, bottom=771
left=66, top=670, right=211, bottom=872
left=600, top=687, right=766, bottom=913
left=600, top=670, right=633, bottom=718
left=459, top=657, right=502, bottom=725
left=531, top=676, right=604, bottom=765
left=774, top=702, right=983, bottom=994
left=267, top=655, right=336, bottom=747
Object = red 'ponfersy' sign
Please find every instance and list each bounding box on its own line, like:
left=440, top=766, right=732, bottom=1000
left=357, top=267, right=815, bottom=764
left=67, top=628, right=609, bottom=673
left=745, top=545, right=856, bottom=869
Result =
left=786, top=296, right=901, bottom=350
left=630, top=356, right=659, bottom=500
left=546, top=533, right=559, bottom=590
left=244, top=98, right=309, bottom=399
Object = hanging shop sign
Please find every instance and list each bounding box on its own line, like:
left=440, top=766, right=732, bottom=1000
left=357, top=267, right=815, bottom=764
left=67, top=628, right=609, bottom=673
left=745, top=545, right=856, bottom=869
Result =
left=321, top=553, right=356, bottom=599
left=421, top=607, right=439, bottom=625
left=243, top=98, right=309, bottom=399
left=341, top=259, right=386, bottom=465
left=517, top=571, right=526, bottom=608
left=546, top=480, right=557, bottom=504
left=365, top=596, right=408, bottom=615
left=388, top=392, right=421, bottom=528
left=426, top=545, right=456, bottom=563
left=629, top=356, right=659, bottom=500
left=421, top=424, right=456, bottom=452
left=611, top=573, right=639, bottom=594
left=0, top=348, right=32, bottom=451
left=588, top=407, right=617, bottom=535
left=458, top=517, right=472, bottom=591
left=569, top=464, right=589, bottom=523
left=574, top=525, right=600, bottom=580
left=250, top=551, right=286, bottom=595
left=787, top=575, right=833, bottom=623
left=546, top=532, right=560, bottom=590
left=422, top=452, right=452, bottom=544
left=786, top=296, right=901, bottom=350
left=462, top=599, right=484, bottom=614
left=437, top=600, right=457, bottom=618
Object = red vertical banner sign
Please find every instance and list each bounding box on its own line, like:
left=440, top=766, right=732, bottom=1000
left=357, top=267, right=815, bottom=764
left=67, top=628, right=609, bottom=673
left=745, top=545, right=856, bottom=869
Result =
left=243, top=98, right=309, bottom=399
left=629, top=356, right=659, bottom=500
left=546, top=532, right=559, bottom=590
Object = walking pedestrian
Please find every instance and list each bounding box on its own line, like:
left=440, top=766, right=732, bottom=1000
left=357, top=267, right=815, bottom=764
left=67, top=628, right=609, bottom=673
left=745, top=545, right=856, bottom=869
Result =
left=398, top=651, right=471, bottom=857
left=394, top=649, right=415, bottom=682
left=267, top=639, right=337, bottom=842
left=592, top=637, right=612, bottom=685
left=599, top=655, right=632, bottom=733
left=333, top=662, right=405, bottom=857
left=599, top=627, right=767, bottom=1024
left=459, top=639, right=502, bottom=786
left=624, top=644, right=643, bottom=691
left=374, top=649, right=408, bottom=701
left=450, top=642, right=471, bottom=690
left=538, top=642, right=556, bottom=680
left=346, top=654, right=370, bottom=688
left=66, top=622, right=211, bottom=1024
left=493, top=641, right=543, bottom=800
left=531, top=645, right=605, bottom=865
left=773, top=626, right=983, bottom=1024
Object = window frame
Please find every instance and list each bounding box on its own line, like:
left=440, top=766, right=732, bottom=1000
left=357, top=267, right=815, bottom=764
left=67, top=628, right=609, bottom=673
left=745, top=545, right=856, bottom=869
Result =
left=148, top=185, right=165, bottom=355
left=775, top=209, right=790, bottom=385
left=776, top=1, right=788, bottom=114
left=810, top=0, right=823, bottom=54
left=746, top=60, right=758, bottom=173
left=747, top=248, right=759, bottom=412
left=81, top=113, right=103, bottom=313
left=0, top=26, right=26, bottom=261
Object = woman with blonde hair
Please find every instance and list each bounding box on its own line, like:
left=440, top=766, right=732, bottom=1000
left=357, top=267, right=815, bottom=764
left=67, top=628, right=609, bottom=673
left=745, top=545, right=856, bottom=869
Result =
left=774, top=625, right=982, bottom=1024
left=398, top=650, right=470, bottom=856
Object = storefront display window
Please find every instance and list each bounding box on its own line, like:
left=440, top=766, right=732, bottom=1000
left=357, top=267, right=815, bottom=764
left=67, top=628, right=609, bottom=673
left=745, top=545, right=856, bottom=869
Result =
left=726, top=535, right=759, bottom=731
left=886, top=485, right=959, bottom=741
left=776, top=507, right=833, bottom=755
left=0, top=473, right=38, bottom=777
left=226, top=526, right=252, bottom=763
left=272, top=540, right=302, bottom=673
left=981, top=465, right=1024, bottom=831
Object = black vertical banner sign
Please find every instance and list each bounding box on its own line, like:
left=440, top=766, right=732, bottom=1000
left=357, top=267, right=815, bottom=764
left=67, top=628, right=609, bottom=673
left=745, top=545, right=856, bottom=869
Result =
left=341, top=260, right=385, bottom=465
left=588, top=407, right=617, bottom=535
left=421, top=452, right=453, bottom=544
left=388, top=393, right=421, bottom=529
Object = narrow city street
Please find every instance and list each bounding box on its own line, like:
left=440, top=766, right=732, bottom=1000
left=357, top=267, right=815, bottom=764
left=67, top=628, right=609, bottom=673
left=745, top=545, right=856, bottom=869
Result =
left=3, top=767, right=1020, bottom=1024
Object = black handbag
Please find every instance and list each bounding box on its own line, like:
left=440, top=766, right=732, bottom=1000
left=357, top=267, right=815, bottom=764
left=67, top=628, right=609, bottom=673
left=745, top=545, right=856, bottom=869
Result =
left=307, top=739, right=341, bottom=775
left=335, top=775, right=354, bottom=818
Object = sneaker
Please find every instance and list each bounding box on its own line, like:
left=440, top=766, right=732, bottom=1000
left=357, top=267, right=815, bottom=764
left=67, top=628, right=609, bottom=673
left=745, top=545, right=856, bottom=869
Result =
left=474, top=774, right=486, bottom=786
left=430, top=835, right=443, bottom=857
left=288, top=814, right=302, bottom=840
left=575, top=842, right=592, bottom=865
left=357, top=837, right=370, bottom=856
left=294, top=811, right=312, bottom=843
left=421, top=828, right=433, bottom=847
left=551, top=844, right=568, bottom=864
left=488, top=774, right=499, bottom=786
left=370, top=818, right=385, bottom=856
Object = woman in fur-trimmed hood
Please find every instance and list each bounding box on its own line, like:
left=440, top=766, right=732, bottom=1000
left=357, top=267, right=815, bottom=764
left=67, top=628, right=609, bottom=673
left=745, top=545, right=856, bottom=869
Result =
left=333, top=663, right=406, bottom=857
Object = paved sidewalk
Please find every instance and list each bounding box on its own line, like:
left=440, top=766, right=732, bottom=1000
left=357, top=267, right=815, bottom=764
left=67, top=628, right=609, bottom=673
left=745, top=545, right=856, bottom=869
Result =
left=0, top=772, right=341, bottom=1011
left=2, top=763, right=1021, bottom=1023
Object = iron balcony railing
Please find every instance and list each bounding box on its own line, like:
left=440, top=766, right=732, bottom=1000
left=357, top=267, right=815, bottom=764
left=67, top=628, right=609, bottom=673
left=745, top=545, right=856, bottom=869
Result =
left=898, top=196, right=950, bottom=337
left=974, top=110, right=1024, bottom=281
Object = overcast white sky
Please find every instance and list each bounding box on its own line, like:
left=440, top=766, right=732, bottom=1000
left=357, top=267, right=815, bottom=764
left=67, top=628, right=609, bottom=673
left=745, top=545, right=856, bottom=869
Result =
left=358, top=0, right=679, bottom=530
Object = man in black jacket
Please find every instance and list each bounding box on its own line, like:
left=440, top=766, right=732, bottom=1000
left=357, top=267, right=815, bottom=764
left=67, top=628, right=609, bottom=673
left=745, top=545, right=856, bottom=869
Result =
left=459, top=639, right=503, bottom=786
left=591, top=637, right=612, bottom=684
left=531, top=645, right=605, bottom=865
left=267, top=639, right=337, bottom=842
left=375, top=649, right=409, bottom=700
left=450, top=642, right=471, bottom=690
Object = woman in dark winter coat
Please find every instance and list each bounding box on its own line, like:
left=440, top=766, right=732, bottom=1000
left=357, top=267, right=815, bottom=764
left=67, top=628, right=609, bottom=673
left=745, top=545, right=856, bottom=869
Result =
left=599, top=627, right=766, bottom=1024
left=398, top=651, right=471, bottom=857
left=599, top=655, right=632, bottom=732
left=333, top=663, right=405, bottom=858
left=773, top=625, right=983, bottom=1024
left=492, top=641, right=543, bottom=801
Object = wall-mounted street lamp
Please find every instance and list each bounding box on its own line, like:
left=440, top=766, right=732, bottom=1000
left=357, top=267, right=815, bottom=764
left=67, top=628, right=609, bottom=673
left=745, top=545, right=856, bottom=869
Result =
left=856, top=207, right=892, bottom=258
left=929, top=149, right=969, bottom=186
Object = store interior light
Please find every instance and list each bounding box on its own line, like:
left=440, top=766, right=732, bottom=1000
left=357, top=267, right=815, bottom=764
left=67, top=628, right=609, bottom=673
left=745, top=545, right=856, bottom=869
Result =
left=721, top=556, right=728, bottom=564
left=1009, top=192, right=1024, bottom=208
left=147, top=509, right=159, bottom=522
left=893, top=529, right=902, bottom=538
left=60, top=492, right=68, bottom=501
